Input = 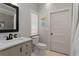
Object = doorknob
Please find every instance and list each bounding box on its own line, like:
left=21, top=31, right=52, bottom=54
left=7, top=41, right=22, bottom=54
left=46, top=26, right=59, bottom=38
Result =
left=51, top=33, right=53, bottom=35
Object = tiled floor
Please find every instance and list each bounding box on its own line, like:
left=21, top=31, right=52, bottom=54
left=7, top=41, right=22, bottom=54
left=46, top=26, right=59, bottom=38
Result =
left=31, top=49, right=66, bottom=56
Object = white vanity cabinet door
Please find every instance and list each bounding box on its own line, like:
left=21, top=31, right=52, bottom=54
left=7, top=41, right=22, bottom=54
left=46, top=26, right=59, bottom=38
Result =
left=0, top=45, right=21, bottom=56
left=22, top=41, right=32, bottom=56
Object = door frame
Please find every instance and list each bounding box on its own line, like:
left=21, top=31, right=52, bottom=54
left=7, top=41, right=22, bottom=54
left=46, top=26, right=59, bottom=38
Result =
left=70, top=3, right=79, bottom=56
left=49, top=7, right=73, bottom=55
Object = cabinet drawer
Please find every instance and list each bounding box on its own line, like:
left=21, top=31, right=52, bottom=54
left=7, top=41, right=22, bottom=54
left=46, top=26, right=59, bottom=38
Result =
left=0, top=45, right=21, bottom=56
left=22, top=47, right=32, bottom=56
left=25, top=41, right=32, bottom=48
left=22, top=41, right=32, bottom=56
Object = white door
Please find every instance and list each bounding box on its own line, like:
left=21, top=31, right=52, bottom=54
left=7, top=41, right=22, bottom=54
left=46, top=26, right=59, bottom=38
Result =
left=50, top=9, right=72, bottom=55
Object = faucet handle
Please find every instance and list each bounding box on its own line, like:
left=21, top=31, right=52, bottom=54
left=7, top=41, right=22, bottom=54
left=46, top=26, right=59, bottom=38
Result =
left=6, top=36, right=9, bottom=40
left=4, top=36, right=9, bottom=40
left=14, top=34, right=17, bottom=38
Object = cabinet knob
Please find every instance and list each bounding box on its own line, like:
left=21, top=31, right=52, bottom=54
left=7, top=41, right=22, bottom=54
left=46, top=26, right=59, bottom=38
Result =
left=20, top=47, right=22, bottom=52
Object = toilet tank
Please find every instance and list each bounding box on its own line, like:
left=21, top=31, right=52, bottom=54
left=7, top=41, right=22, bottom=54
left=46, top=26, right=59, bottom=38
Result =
left=32, top=36, right=39, bottom=45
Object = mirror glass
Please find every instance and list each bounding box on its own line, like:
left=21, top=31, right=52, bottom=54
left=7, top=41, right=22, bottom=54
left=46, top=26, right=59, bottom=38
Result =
left=0, top=3, right=19, bottom=32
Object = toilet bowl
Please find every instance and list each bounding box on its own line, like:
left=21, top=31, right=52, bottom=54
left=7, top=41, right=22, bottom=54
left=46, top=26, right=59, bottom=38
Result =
left=32, top=36, right=47, bottom=55
left=36, top=43, right=47, bottom=49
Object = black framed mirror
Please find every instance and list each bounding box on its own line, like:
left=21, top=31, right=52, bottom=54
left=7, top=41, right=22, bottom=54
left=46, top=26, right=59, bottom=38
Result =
left=0, top=3, right=19, bottom=33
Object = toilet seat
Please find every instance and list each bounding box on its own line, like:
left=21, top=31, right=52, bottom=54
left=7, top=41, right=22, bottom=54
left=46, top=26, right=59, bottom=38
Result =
left=36, top=43, right=47, bottom=49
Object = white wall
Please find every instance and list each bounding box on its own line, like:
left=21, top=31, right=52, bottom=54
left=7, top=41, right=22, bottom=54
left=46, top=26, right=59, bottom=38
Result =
left=0, top=3, right=38, bottom=40
left=17, top=3, right=38, bottom=37
left=38, top=3, right=72, bottom=50
left=38, top=3, right=50, bottom=49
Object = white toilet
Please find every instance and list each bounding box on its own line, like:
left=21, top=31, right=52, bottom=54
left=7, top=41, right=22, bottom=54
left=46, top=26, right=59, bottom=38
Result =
left=32, top=36, right=47, bottom=56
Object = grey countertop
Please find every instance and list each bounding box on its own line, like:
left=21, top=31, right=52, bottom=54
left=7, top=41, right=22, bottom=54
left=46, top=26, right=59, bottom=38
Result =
left=0, top=37, right=32, bottom=51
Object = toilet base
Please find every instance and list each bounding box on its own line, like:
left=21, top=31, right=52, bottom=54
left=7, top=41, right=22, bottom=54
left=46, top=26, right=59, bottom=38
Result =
left=33, top=46, right=46, bottom=56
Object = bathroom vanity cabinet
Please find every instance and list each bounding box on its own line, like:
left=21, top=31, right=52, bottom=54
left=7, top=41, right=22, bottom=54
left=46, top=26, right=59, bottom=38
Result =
left=0, top=40, right=32, bottom=56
